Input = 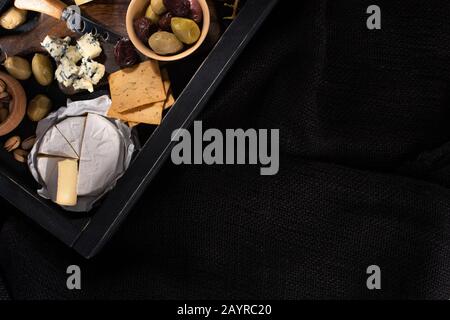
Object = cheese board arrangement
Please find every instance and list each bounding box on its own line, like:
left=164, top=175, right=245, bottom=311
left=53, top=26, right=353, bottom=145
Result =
left=0, top=0, right=278, bottom=258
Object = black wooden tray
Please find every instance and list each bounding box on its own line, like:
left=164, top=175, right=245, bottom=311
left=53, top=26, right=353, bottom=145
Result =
left=0, top=0, right=278, bottom=258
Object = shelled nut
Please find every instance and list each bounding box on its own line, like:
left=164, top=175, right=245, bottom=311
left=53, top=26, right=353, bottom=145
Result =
left=21, top=136, right=36, bottom=151
left=4, top=135, right=21, bottom=152
left=13, top=148, right=28, bottom=163
left=0, top=91, right=10, bottom=103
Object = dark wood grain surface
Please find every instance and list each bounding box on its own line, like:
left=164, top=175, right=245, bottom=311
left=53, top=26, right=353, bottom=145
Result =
left=0, top=0, right=130, bottom=60
left=81, top=0, right=129, bottom=35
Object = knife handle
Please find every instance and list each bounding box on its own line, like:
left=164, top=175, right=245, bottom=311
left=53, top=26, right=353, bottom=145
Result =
left=14, top=0, right=67, bottom=20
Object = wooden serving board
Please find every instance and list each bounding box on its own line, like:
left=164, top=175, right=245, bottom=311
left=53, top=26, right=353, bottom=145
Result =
left=0, top=0, right=129, bottom=74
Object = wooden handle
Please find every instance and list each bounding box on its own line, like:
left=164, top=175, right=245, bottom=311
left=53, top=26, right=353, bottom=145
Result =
left=14, top=0, right=67, bottom=20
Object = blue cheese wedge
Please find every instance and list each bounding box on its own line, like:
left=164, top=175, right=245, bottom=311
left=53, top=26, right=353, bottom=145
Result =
left=41, top=36, right=71, bottom=62
left=76, top=33, right=102, bottom=59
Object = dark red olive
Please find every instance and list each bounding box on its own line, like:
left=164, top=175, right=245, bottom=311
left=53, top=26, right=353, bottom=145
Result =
left=163, top=0, right=191, bottom=17
left=158, top=12, right=173, bottom=31
left=114, top=39, right=140, bottom=68
left=133, top=17, right=157, bottom=44
left=189, top=0, right=202, bottom=23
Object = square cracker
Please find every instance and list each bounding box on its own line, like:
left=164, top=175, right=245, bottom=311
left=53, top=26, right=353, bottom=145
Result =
left=164, top=89, right=175, bottom=110
left=108, top=69, right=174, bottom=125
left=109, top=60, right=166, bottom=113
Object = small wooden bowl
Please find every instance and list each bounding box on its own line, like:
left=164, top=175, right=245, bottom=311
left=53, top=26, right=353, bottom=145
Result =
left=127, top=0, right=211, bottom=62
left=0, top=72, right=26, bottom=136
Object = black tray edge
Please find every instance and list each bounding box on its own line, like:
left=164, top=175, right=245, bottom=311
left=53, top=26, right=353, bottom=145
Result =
left=72, top=0, right=280, bottom=259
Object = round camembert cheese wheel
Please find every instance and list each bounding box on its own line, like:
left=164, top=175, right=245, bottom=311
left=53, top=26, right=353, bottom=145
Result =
left=36, top=113, right=123, bottom=205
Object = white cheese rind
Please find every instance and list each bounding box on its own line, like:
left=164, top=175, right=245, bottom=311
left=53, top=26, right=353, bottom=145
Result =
left=38, top=125, right=79, bottom=159
left=77, top=114, right=122, bottom=196
left=55, top=116, right=86, bottom=158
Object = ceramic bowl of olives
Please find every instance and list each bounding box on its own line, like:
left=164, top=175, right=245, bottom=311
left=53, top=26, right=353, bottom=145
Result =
left=127, top=0, right=210, bottom=61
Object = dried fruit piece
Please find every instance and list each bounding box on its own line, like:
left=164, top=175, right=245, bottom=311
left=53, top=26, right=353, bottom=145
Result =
left=158, top=12, right=173, bottom=31
left=133, top=17, right=157, bottom=44
left=3, top=56, right=32, bottom=80
left=114, top=39, right=140, bottom=68
left=164, top=0, right=191, bottom=17
left=149, top=31, right=184, bottom=55
left=151, top=0, right=167, bottom=15
left=4, top=136, right=21, bottom=152
left=171, top=17, right=201, bottom=44
left=13, top=149, right=29, bottom=163
left=21, top=136, right=36, bottom=151
left=27, top=94, right=52, bottom=122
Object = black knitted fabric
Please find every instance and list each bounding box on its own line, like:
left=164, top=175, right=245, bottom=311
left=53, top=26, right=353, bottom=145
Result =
left=2, top=0, right=450, bottom=299
left=0, top=275, right=9, bottom=300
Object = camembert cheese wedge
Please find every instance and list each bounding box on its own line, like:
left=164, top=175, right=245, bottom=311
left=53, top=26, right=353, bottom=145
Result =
left=39, top=124, right=79, bottom=159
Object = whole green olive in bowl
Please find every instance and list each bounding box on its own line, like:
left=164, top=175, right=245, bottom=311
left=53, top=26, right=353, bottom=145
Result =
left=126, top=0, right=210, bottom=62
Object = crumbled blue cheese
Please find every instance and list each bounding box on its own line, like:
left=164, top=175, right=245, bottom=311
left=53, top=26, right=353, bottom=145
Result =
left=79, top=58, right=105, bottom=85
left=41, top=36, right=71, bottom=62
left=73, top=78, right=94, bottom=93
left=55, top=57, right=80, bottom=88
left=43, top=33, right=105, bottom=92
left=76, top=33, right=102, bottom=59
left=72, top=59, right=105, bottom=93
left=65, top=45, right=82, bottom=64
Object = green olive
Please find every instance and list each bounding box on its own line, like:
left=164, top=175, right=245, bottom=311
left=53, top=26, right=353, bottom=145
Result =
left=27, top=94, right=52, bottom=122
left=151, top=0, right=167, bottom=15
left=32, top=54, right=54, bottom=86
left=171, top=17, right=201, bottom=45
left=145, top=4, right=160, bottom=24
left=149, top=31, right=184, bottom=55
left=0, top=7, right=27, bottom=30
left=3, top=56, right=32, bottom=80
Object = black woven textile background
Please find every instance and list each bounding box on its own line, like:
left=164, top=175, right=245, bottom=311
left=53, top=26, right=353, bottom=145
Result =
left=2, top=0, right=450, bottom=299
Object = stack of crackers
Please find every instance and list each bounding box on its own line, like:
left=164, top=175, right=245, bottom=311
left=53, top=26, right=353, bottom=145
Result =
left=107, top=60, right=175, bottom=127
